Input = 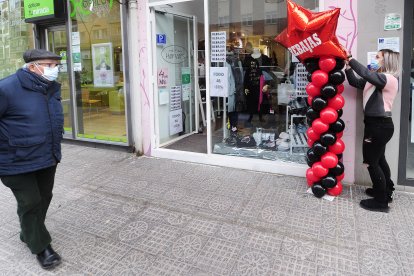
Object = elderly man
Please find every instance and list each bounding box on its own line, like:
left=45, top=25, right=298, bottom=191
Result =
left=0, top=49, right=63, bottom=269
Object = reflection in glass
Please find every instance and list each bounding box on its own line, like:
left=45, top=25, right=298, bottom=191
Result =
left=70, top=1, right=127, bottom=143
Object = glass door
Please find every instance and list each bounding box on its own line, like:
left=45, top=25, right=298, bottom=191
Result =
left=47, top=26, right=73, bottom=139
left=152, top=8, right=201, bottom=150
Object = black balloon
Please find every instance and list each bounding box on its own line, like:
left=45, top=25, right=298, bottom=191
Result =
left=329, top=119, right=345, bottom=133
left=307, top=72, right=312, bottom=82
left=306, top=108, right=319, bottom=122
left=337, top=109, right=343, bottom=118
left=335, top=58, right=345, bottom=70
left=321, top=175, right=337, bottom=188
left=320, top=132, right=337, bottom=146
left=313, top=142, right=327, bottom=156
left=312, top=183, right=327, bottom=198
left=321, top=84, right=337, bottom=98
left=304, top=58, right=320, bottom=73
left=307, top=148, right=319, bottom=163
left=337, top=153, right=343, bottom=160
left=329, top=70, right=345, bottom=85
left=312, top=97, right=328, bottom=111
left=329, top=162, right=344, bottom=176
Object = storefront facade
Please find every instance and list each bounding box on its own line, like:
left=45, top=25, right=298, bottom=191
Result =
left=133, top=0, right=414, bottom=189
left=2, top=0, right=132, bottom=146
left=3, top=0, right=413, bottom=188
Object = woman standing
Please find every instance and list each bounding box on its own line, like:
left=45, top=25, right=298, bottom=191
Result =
left=345, top=49, right=400, bottom=212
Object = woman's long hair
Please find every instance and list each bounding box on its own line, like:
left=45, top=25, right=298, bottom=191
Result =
left=379, top=49, right=400, bottom=77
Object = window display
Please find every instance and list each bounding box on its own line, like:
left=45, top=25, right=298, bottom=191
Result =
left=208, top=0, right=318, bottom=164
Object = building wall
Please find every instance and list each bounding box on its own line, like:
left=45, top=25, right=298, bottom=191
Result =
left=353, top=0, right=405, bottom=186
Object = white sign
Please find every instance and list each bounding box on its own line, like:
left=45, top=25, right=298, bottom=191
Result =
left=169, top=109, right=183, bottom=135
left=378, top=37, right=400, bottom=53
left=210, top=67, right=229, bottom=97
left=159, top=88, right=169, bottom=105
left=211, top=31, right=226, bottom=62
left=170, top=86, right=182, bottom=111
left=72, top=32, right=80, bottom=46
left=182, top=84, right=191, bottom=101
left=384, top=13, right=402, bottom=31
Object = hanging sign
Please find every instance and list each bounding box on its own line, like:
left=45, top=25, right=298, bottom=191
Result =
left=156, top=34, right=167, bottom=45
left=384, top=13, right=402, bottom=31
left=24, top=0, right=66, bottom=22
left=211, top=31, right=226, bottom=62
left=210, top=67, right=228, bottom=97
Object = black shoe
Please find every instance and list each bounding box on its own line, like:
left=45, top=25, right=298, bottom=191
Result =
left=360, top=198, right=389, bottom=213
left=36, top=245, right=61, bottom=269
left=365, top=188, right=393, bottom=203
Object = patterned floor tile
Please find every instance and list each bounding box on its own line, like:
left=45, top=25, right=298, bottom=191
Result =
left=231, top=249, right=274, bottom=276
left=195, top=237, right=242, bottom=275
left=271, top=254, right=317, bottom=275
left=359, top=246, right=402, bottom=276
left=184, top=217, right=220, bottom=237
left=316, top=241, right=360, bottom=274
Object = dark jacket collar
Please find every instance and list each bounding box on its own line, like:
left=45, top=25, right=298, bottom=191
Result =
left=16, top=68, right=60, bottom=94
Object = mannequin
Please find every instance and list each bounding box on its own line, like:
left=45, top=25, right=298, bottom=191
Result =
left=243, top=50, right=263, bottom=124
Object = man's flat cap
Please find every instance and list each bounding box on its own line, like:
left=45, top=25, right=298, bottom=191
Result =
left=23, top=49, right=62, bottom=63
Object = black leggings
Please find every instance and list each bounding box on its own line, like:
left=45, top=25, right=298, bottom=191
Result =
left=362, top=116, right=394, bottom=203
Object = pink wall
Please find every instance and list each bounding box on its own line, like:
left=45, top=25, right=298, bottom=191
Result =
left=322, top=0, right=358, bottom=184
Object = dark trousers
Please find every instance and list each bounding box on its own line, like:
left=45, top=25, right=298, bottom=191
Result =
left=363, top=117, right=394, bottom=203
left=1, top=165, right=57, bottom=254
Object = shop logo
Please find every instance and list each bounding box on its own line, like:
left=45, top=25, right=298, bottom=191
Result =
left=70, top=0, right=113, bottom=17
left=161, top=46, right=188, bottom=64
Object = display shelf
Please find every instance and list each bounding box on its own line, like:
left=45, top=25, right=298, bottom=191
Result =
left=286, top=106, right=308, bottom=154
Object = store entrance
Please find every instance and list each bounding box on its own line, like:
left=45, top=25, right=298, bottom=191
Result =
left=151, top=6, right=205, bottom=152
left=46, top=25, right=74, bottom=139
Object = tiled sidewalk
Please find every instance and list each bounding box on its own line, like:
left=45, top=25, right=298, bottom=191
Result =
left=0, top=143, right=414, bottom=275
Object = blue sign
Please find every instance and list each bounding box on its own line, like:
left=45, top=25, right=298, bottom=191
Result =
left=156, top=34, right=166, bottom=45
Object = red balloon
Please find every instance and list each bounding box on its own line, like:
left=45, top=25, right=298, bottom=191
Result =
left=336, top=131, right=344, bottom=139
left=337, top=83, right=345, bottom=94
left=274, top=0, right=347, bottom=62
left=306, top=127, right=320, bottom=141
left=307, top=137, right=315, bottom=147
left=329, top=139, right=345, bottom=154
left=319, top=57, right=337, bottom=72
left=312, top=118, right=329, bottom=134
left=306, top=168, right=320, bottom=183
left=306, top=83, right=321, bottom=97
left=307, top=178, right=314, bottom=187
left=328, top=94, right=345, bottom=110
left=312, top=162, right=329, bottom=178
left=320, top=107, right=338, bottom=124
left=307, top=95, right=314, bottom=106
left=321, top=152, right=338, bottom=169
left=336, top=173, right=345, bottom=181
left=312, top=70, right=329, bottom=87
left=327, top=182, right=343, bottom=196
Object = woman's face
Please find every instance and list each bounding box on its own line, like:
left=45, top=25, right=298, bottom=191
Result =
left=376, top=51, right=384, bottom=67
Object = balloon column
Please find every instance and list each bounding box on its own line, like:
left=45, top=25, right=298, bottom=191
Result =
left=275, top=0, right=347, bottom=198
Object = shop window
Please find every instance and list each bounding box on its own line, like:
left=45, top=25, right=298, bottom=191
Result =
left=70, top=0, right=127, bottom=143
left=209, top=0, right=316, bottom=164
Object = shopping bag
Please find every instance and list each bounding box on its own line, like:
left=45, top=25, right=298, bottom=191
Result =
left=277, top=81, right=295, bottom=105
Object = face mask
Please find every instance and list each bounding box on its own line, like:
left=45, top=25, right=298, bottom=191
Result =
left=35, top=63, right=59, bottom=81
left=368, top=59, right=380, bottom=71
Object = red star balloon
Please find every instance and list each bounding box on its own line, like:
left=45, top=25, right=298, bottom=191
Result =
left=275, top=0, right=347, bottom=62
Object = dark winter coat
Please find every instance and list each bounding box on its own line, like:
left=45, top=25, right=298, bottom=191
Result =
left=0, top=69, right=63, bottom=176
